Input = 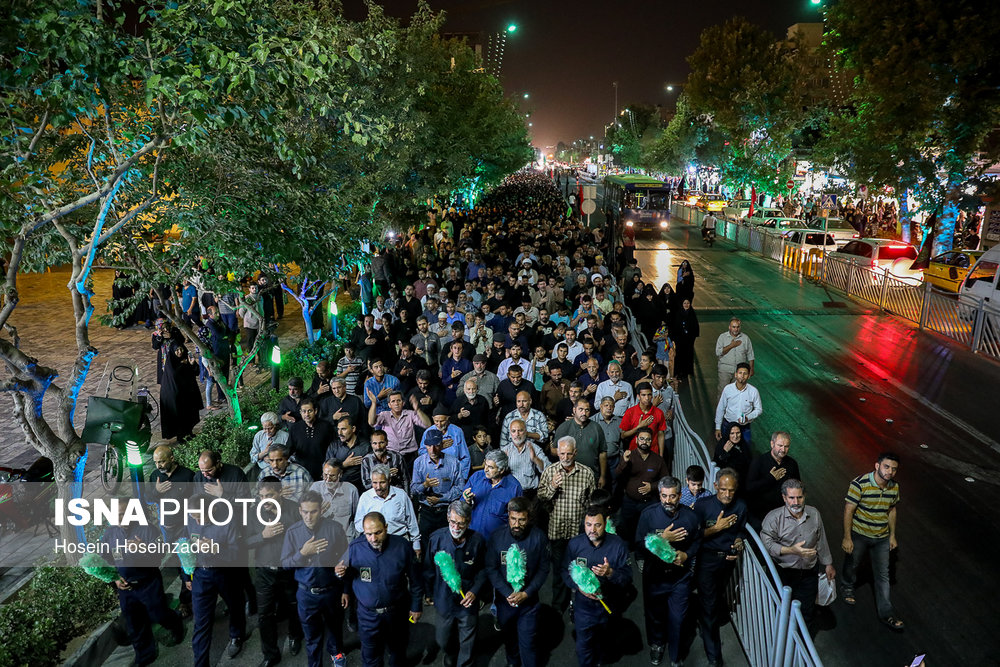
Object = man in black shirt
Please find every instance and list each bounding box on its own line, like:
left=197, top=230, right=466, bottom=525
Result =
left=150, top=445, right=196, bottom=616
left=318, top=379, right=365, bottom=433
left=391, top=342, right=426, bottom=395
left=325, top=417, right=372, bottom=495
left=406, top=370, right=443, bottom=415
left=278, top=377, right=305, bottom=425
left=745, top=431, right=801, bottom=529
left=287, top=398, right=336, bottom=480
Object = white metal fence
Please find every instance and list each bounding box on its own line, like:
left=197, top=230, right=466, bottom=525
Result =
left=705, top=214, right=1000, bottom=363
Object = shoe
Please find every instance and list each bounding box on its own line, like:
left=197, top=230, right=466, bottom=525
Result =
left=257, top=659, right=280, bottom=667
left=288, top=637, right=302, bottom=656
left=227, top=637, right=244, bottom=658
left=649, top=644, right=664, bottom=665
left=331, top=653, right=347, bottom=667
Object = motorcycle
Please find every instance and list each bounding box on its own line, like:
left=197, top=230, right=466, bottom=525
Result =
left=703, top=227, right=716, bottom=247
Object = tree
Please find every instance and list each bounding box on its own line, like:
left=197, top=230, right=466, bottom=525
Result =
left=0, top=0, right=393, bottom=506
left=605, top=103, right=662, bottom=171
left=682, top=17, right=807, bottom=195
left=819, top=0, right=1000, bottom=253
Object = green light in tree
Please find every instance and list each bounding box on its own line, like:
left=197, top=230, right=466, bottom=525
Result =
left=125, top=440, right=143, bottom=467
left=507, top=24, right=517, bottom=33
left=271, top=344, right=281, bottom=365
left=329, top=299, right=338, bottom=316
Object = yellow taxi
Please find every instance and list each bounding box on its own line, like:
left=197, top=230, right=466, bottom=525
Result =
left=685, top=191, right=703, bottom=206
left=696, top=194, right=728, bottom=212
left=925, top=249, right=984, bottom=292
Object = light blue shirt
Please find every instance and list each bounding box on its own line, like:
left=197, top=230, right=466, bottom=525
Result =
left=420, top=424, right=470, bottom=481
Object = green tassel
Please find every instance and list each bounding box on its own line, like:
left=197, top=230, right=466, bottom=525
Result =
left=605, top=517, right=617, bottom=534
left=505, top=543, right=526, bottom=592
left=79, top=552, right=119, bottom=584
left=176, top=538, right=196, bottom=576
left=434, top=550, right=464, bottom=597
left=568, top=561, right=612, bottom=614
left=644, top=532, right=678, bottom=564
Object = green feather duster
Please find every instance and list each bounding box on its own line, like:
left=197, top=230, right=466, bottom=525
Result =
left=505, top=543, right=526, bottom=592
left=605, top=517, right=617, bottom=534
left=569, top=561, right=612, bottom=613
left=434, top=550, right=464, bottom=598
left=176, top=538, right=196, bottom=576
left=80, top=552, right=119, bottom=584
left=644, top=532, right=678, bottom=564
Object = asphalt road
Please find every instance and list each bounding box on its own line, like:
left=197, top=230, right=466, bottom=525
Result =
left=632, top=219, right=1000, bottom=667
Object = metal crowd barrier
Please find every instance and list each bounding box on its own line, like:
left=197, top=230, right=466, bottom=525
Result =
left=710, top=218, right=1000, bottom=363
left=671, top=399, right=823, bottom=667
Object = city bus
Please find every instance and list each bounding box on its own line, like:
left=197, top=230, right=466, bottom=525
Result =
left=602, top=174, right=671, bottom=235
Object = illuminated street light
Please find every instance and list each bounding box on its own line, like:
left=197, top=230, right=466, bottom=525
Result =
left=523, top=92, right=530, bottom=99
left=507, top=23, right=517, bottom=33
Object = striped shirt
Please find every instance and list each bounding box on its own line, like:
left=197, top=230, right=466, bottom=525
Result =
left=846, top=471, right=899, bottom=539
left=500, top=408, right=550, bottom=449
left=501, top=441, right=548, bottom=490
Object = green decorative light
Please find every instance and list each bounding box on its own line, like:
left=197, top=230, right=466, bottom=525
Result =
left=271, top=344, right=281, bottom=365
left=247, top=425, right=259, bottom=432
left=125, top=440, right=143, bottom=467
left=506, top=24, right=517, bottom=33
left=329, top=299, right=338, bottom=316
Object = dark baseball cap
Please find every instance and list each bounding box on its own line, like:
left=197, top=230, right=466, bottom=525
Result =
left=424, top=429, right=444, bottom=446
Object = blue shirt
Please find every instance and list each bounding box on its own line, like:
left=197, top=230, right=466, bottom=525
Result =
left=693, top=495, right=748, bottom=552
left=281, top=517, right=350, bottom=590
left=486, top=525, right=550, bottom=606
left=561, top=532, right=633, bottom=618
left=635, top=503, right=702, bottom=582
left=181, top=284, right=198, bottom=313
left=363, top=373, right=400, bottom=413
left=424, top=527, right=488, bottom=617
left=420, top=424, right=470, bottom=481
left=680, top=487, right=713, bottom=508
left=344, top=534, right=423, bottom=612
left=465, top=472, right=523, bottom=539
left=441, top=357, right=473, bottom=404
left=410, top=452, right=466, bottom=507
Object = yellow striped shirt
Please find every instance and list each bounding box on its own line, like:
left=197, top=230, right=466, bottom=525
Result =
left=846, top=471, right=899, bottom=539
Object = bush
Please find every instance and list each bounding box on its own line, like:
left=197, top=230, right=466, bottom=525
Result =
left=278, top=297, right=363, bottom=381
left=174, top=414, right=254, bottom=469
left=0, top=566, right=117, bottom=667
left=238, top=383, right=282, bottom=424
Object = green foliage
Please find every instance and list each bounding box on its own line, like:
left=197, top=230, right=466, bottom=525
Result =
left=239, top=383, right=283, bottom=425
left=173, top=414, right=254, bottom=469
left=606, top=104, right=663, bottom=171
left=0, top=566, right=117, bottom=667
left=280, top=299, right=362, bottom=380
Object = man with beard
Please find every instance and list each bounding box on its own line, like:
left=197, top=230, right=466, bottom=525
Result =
left=248, top=478, right=303, bottom=666
left=391, top=342, right=426, bottom=395
left=424, top=501, right=488, bottom=667
left=308, top=459, right=359, bottom=539
left=450, top=378, right=491, bottom=444
left=540, top=363, right=570, bottom=419
left=485, top=497, right=550, bottom=667
left=281, top=490, right=350, bottom=667
left=337, top=512, right=423, bottom=667
left=562, top=507, right=632, bottom=667
left=150, top=445, right=195, bottom=616
left=361, top=429, right=408, bottom=491
left=635, top=476, right=702, bottom=666
left=319, top=378, right=366, bottom=435
left=325, top=417, right=372, bottom=495
left=693, top=469, right=747, bottom=667
left=552, top=398, right=607, bottom=487
left=287, top=399, right=336, bottom=481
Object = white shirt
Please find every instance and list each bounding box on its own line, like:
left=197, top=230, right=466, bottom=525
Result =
left=715, top=382, right=763, bottom=429
left=308, top=481, right=359, bottom=539
left=552, top=340, right=584, bottom=360
left=354, top=487, right=421, bottom=550
left=715, top=332, right=755, bottom=369
left=498, top=356, right=533, bottom=382
left=594, top=379, right=634, bottom=418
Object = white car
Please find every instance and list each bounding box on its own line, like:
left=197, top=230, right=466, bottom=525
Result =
left=806, top=217, right=860, bottom=248
left=828, top=239, right=923, bottom=283
left=781, top=228, right=837, bottom=254
left=746, top=208, right=786, bottom=225
left=722, top=200, right=752, bottom=221
left=753, top=216, right=799, bottom=231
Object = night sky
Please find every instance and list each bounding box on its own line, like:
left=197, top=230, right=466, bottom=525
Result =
left=345, top=1, right=818, bottom=151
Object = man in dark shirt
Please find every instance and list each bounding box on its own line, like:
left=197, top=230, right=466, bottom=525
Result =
left=635, top=476, right=702, bottom=667
left=288, top=398, right=336, bottom=480
left=407, top=370, right=444, bottom=416
left=193, top=450, right=248, bottom=492
left=745, top=431, right=800, bottom=529
left=338, top=512, right=424, bottom=667
left=318, top=379, right=365, bottom=434
left=615, top=428, right=670, bottom=549
left=281, top=490, right=351, bottom=667
left=495, top=365, right=537, bottom=421
left=307, top=360, right=336, bottom=399
left=391, top=342, right=427, bottom=395
left=150, top=445, right=196, bottom=615
left=693, top=469, right=748, bottom=666
left=248, top=478, right=303, bottom=665
left=278, top=376, right=305, bottom=424
left=485, top=496, right=550, bottom=667
left=451, top=377, right=492, bottom=444
left=325, top=417, right=372, bottom=495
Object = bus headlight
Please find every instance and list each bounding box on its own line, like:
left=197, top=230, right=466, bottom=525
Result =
left=659, top=221, right=668, bottom=229
left=625, top=221, right=634, bottom=228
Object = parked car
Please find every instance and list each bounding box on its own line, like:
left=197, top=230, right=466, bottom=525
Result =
left=754, top=216, right=800, bottom=231
left=746, top=208, right=786, bottom=225
left=925, top=250, right=984, bottom=292
left=781, top=228, right=837, bottom=254
left=805, top=216, right=860, bottom=248
left=828, top=239, right=922, bottom=283
left=696, top=194, right=727, bottom=212
left=723, top=199, right=752, bottom=221
left=959, top=245, right=1000, bottom=308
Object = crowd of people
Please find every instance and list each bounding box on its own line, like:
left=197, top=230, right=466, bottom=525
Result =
left=108, top=172, right=904, bottom=667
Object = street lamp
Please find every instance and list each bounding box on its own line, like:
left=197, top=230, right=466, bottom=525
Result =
left=523, top=92, right=530, bottom=99
left=507, top=23, right=517, bottom=33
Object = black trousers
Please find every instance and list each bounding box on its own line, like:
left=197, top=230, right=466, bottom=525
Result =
left=257, top=568, right=303, bottom=661
left=779, top=564, right=820, bottom=622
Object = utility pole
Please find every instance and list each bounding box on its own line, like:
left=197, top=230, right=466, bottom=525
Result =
left=612, top=81, right=618, bottom=120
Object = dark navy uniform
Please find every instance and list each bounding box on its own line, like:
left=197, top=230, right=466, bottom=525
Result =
left=485, top=524, right=550, bottom=667
left=100, top=524, right=183, bottom=666
left=694, top=494, right=748, bottom=664
left=281, top=515, right=350, bottom=666
left=149, top=465, right=195, bottom=608
left=424, top=527, right=488, bottom=667
left=561, top=532, right=633, bottom=667
left=343, top=533, right=424, bottom=667
left=248, top=497, right=303, bottom=664
left=188, top=520, right=245, bottom=667
left=635, top=502, right=702, bottom=664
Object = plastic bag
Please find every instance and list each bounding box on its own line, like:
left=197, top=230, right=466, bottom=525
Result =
left=816, top=572, right=837, bottom=606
